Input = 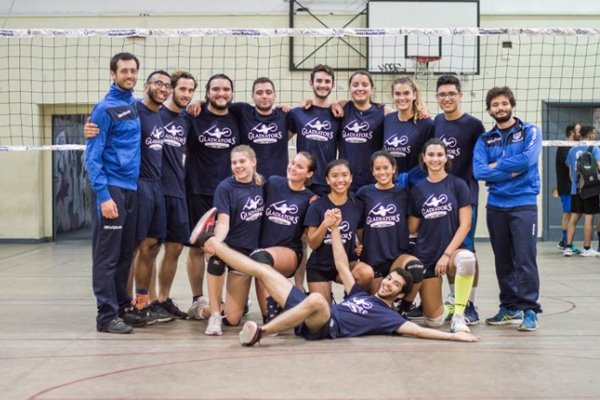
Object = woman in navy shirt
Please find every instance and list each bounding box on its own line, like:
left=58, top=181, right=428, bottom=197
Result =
left=202, top=145, right=265, bottom=336
left=304, top=159, right=363, bottom=303
left=408, top=138, right=476, bottom=334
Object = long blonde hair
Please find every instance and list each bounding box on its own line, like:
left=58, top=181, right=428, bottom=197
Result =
left=231, top=145, right=263, bottom=186
left=391, top=76, right=426, bottom=124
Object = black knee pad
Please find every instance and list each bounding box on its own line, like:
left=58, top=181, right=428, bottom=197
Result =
left=207, top=256, right=226, bottom=276
left=404, top=259, right=424, bottom=284
left=222, top=315, right=240, bottom=327
left=249, top=248, right=274, bottom=267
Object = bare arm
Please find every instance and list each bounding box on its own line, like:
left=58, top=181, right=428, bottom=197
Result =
left=396, top=320, right=479, bottom=342
left=330, top=211, right=356, bottom=294
left=307, top=209, right=338, bottom=250
left=408, top=215, right=421, bottom=235
left=203, top=213, right=230, bottom=254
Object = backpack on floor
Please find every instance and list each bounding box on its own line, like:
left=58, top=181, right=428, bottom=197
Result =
left=576, top=146, right=600, bottom=199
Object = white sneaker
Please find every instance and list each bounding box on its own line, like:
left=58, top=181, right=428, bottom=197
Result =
left=580, top=248, right=598, bottom=257
left=187, top=296, right=210, bottom=320
left=205, top=312, right=223, bottom=336
left=563, top=247, right=573, bottom=257
left=450, top=314, right=471, bottom=333
left=239, top=321, right=262, bottom=346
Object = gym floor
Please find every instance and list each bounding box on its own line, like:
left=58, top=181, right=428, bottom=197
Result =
left=1, top=240, right=599, bottom=399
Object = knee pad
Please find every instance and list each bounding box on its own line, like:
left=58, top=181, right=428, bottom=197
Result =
left=454, top=250, right=476, bottom=276
left=207, top=256, right=226, bottom=276
left=222, top=315, right=240, bottom=327
left=249, top=248, right=274, bottom=267
left=404, top=259, right=424, bottom=284
left=424, top=312, right=445, bottom=328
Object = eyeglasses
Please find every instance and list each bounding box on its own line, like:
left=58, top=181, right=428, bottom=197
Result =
left=148, top=80, right=172, bottom=90
left=436, top=92, right=459, bottom=99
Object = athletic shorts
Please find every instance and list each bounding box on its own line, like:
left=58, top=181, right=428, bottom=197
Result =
left=186, top=194, right=213, bottom=247
left=560, top=195, right=572, bottom=213
left=165, top=195, right=190, bottom=244
left=136, top=179, right=166, bottom=242
left=306, top=267, right=338, bottom=283
left=570, top=194, right=600, bottom=215
left=284, top=286, right=335, bottom=340
left=371, top=260, right=394, bottom=278
left=462, top=206, right=478, bottom=253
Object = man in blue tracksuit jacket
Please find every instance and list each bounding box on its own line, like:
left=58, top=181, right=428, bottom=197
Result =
left=473, top=86, right=542, bottom=332
left=85, top=52, right=141, bottom=334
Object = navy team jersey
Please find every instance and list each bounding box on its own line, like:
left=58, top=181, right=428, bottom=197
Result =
left=410, top=174, right=471, bottom=267
left=289, top=106, right=340, bottom=187
left=338, top=102, right=385, bottom=191
left=434, top=113, right=484, bottom=205
left=137, top=100, right=164, bottom=180
left=213, top=177, right=264, bottom=251
left=231, top=102, right=289, bottom=178
left=304, top=196, right=363, bottom=271
left=383, top=115, right=434, bottom=186
left=159, top=107, right=191, bottom=199
left=260, top=176, right=315, bottom=252
left=330, top=283, right=406, bottom=338
left=355, top=184, right=410, bottom=267
left=185, top=107, right=239, bottom=196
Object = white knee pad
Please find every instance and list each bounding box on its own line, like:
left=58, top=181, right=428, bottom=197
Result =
left=424, top=313, right=445, bottom=328
left=454, top=249, right=476, bottom=276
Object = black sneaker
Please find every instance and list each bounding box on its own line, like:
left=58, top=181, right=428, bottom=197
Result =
left=99, top=318, right=133, bottom=334
left=264, top=296, right=282, bottom=323
left=122, top=307, right=147, bottom=328
left=150, top=301, right=175, bottom=323
left=189, top=207, right=217, bottom=246
left=134, top=305, right=158, bottom=325
left=405, top=303, right=424, bottom=322
left=159, top=298, right=188, bottom=319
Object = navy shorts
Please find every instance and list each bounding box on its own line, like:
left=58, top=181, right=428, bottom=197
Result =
left=371, top=260, right=394, bottom=278
left=136, top=179, right=166, bottom=242
left=165, top=195, right=190, bottom=244
left=186, top=194, right=213, bottom=247
left=306, top=267, right=338, bottom=283
left=284, top=286, right=335, bottom=340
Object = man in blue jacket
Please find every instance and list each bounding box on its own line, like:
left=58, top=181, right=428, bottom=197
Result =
left=473, top=86, right=542, bottom=332
left=85, top=52, right=141, bottom=334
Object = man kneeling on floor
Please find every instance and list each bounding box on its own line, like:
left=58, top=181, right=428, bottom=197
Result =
left=191, top=207, right=479, bottom=346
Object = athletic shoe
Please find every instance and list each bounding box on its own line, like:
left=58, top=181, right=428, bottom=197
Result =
left=572, top=246, right=582, bottom=255
left=557, top=240, right=565, bottom=250
left=518, top=310, right=538, bottom=332
left=443, top=293, right=455, bottom=321
left=187, top=296, right=210, bottom=320
left=563, top=246, right=573, bottom=257
left=243, top=298, right=252, bottom=317
left=485, top=306, right=523, bottom=325
left=464, top=301, right=480, bottom=326
left=580, top=248, right=599, bottom=257
left=122, top=307, right=147, bottom=328
left=264, top=296, right=282, bottom=324
left=189, top=207, right=217, bottom=246
left=205, top=312, right=223, bottom=336
left=159, top=298, right=188, bottom=319
left=450, top=314, right=470, bottom=333
left=239, top=320, right=262, bottom=346
left=405, top=303, right=424, bottom=322
left=150, top=301, right=175, bottom=323
left=98, top=318, right=133, bottom=334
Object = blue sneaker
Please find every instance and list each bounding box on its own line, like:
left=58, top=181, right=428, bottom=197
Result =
left=464, top=301, right=480, bottom=326
left=518, top=310, right=538, bottom=332
left=485, top=306, right=523, bottom=325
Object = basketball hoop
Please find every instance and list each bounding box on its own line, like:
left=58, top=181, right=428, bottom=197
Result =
left=408, top=56, right=441, bottom=77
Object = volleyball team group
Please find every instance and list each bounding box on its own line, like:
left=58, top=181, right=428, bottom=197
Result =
left=85, top=52, right=542, bottom=345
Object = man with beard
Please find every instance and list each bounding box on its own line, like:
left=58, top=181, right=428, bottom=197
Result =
left=473, top=86, right=542, bottom=332
left=185, top=74, right=240, bottom=320
left=288, top=64, right=340, bottom=196
left=86, top=52, right=141, bottom=334
left=189, top=207, right=478, bottom=345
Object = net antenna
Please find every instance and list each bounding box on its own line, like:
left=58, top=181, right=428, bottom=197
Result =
left=408, top=55, right=441, bottom=78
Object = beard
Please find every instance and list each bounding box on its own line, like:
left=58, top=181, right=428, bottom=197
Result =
left=147, top=88, right=165, bottom=106
left=491, top=110, right=512, bottom=123
left=209, top=98, right=232, bottom=111
left=313, top=88, right=332, bottom=100
left=172, top=94, right=190, bottom=110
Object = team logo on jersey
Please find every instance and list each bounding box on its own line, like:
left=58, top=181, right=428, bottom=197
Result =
left=248, top=122, right=283, bottom=144
left=163, top=121, right=186, bottom=147
left=341, top=297, right=373, bottom=315
left=512, top=131, right=523, bottom=142
left=342, top=120, right=372, bottom=143
left=422, top=194, right=452, bottom=219
left=366, top=202, right=400, bottom=228
left=265, top=200, right=299, bottom=225
left=300, top=117, right=334, bottom=141
left=384, top=134, right=411, bottom=157
left=199, top=125, right=236, bottom=149
left=324, top=220, right=353, bottom=244
left=144, top=125, right=164, bottom=150
left=240, top=195, right=264, bottom=221
left=440, top=136, right=461, bottom=159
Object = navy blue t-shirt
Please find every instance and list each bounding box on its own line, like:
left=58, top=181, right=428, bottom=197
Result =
left=410, top=174, right=471, bottom=267
left=304, top=196, right=363, bottom=271
left=434, top=113, right=484, bottom=205
left=383, top=115, right=434, bottom=186
left=231, top=102, right=289, bottom=178
left=260, top=176, right=315, bottom=252
left=137, top=100, right=164, bottom=180
left=356, top=184, right=410, bottom=267
left=213, top=176, right=264, bottom=251
left=330, top=283, right=406, bottom=338
left=185, top=107, right=240, bottom=196
left=159, top=107, right=190, bottom=199
left=338, top=102, right=385, bottom=191
left=289, top=106, right=340, bottom=187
